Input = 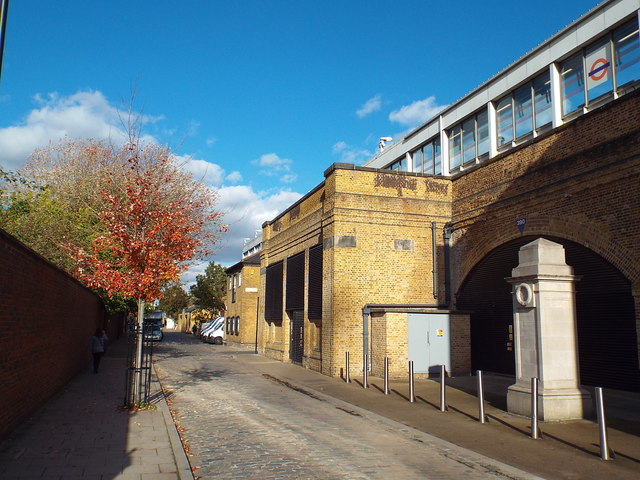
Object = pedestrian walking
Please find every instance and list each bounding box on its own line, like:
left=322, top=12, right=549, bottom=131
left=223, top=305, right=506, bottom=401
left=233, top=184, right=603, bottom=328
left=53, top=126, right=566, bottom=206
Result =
left=90, top=328, right=109, bottom=373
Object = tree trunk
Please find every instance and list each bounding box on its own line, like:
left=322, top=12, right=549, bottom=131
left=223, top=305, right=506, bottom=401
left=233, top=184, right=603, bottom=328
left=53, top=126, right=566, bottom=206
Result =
left=134, top=297, right=144, bottom=404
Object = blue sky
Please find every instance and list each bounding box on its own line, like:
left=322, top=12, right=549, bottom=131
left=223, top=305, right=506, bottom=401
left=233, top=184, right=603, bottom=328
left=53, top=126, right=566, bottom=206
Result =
left=0, top=0, right=602, bottom=283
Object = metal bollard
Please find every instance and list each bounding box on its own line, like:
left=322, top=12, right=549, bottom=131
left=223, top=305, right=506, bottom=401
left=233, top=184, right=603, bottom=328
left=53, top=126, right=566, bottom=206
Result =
left=440, top=365, right=447, bottom=412
left=345, top=352, right=350, bottom=383
left=384, top=357, right=389, bottom=395
left=477, top=370, right=486, bottom=423
left=363, top=354, right=368, bottom=389
left=409, top=361, right=415, bottom=402
left=531, top=377, right=539, bottom=439
left=595, top=387, right=612, bottom=460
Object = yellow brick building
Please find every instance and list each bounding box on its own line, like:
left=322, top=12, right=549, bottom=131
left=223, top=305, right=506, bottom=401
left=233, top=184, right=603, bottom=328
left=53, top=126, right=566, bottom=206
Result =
left=254, top=0, right=640, bottom=393
left=224, top=253, right=260, bottom=348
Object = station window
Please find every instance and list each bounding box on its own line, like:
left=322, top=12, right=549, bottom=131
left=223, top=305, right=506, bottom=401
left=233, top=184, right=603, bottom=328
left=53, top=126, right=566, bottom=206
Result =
left=412, top=147, right=423, bottom=173
left=448, top=125, right=462, bottom=169
left=449, top=109, right=489, bottom=170
left=613, top=18, right=640, bottom=93
left=462, top=117, right=476, bottom=165
left=533, top=71, right=552, bottom=129
left=514, top=84, right=533, bottom=139
left=560, top=53, right=585, bottom=116
left=586, top=37, right=614, bottom=104
left=476, top=110, right=489, bottom=158
left=411, top=138, right=442, bottom=175
left=496, top=95, right=514, bottom=148
left=388, top=157, right=405, bottom=171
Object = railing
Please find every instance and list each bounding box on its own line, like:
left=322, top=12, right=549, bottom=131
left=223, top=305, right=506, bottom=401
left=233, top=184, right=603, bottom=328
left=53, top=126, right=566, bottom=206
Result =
left=124, top=323, right=154, bottom=407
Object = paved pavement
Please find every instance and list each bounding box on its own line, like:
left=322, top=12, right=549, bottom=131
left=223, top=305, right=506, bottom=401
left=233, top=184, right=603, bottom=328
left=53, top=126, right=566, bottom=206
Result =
left=154, top=334, right=545, bottom=480
left=0, top=337, right=192, bottom=480
left=154, top=332, right=640, bottom=480
left=1, top=330, right=639, bottom=480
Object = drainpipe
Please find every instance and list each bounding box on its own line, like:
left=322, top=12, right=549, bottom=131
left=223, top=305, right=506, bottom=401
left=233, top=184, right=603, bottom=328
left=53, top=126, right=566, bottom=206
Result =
left=431, top=222, right=438, bottom=300
left=443, top=222, right=454, bottom=308
left=362, top=303, right=442, bottom=373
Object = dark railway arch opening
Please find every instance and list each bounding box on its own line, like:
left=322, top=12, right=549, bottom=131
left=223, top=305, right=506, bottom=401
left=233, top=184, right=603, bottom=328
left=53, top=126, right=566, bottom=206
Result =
left=456, top=236, right=640, bottom=392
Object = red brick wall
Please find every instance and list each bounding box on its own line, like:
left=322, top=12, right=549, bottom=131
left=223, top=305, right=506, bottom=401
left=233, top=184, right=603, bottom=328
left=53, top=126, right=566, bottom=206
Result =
left=0, top=229, right=105, bottom=440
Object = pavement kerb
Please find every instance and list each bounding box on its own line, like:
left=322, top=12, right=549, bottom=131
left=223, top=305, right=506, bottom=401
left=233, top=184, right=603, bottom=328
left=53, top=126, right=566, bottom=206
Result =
left=152, top=366, right=195, bottom=480
left=258, top=370, right=547, bottom=480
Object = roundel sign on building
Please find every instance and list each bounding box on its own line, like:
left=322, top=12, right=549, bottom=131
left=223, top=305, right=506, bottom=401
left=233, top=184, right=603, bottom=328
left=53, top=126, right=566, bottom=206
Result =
left=588, top=57, right=610, bottom=82
left=586, top=45, right=611, bottom=90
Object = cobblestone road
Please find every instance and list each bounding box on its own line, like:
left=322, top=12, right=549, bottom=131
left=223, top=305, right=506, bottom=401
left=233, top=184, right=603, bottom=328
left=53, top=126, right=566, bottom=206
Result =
left=154, top=333, right=543, bottom=480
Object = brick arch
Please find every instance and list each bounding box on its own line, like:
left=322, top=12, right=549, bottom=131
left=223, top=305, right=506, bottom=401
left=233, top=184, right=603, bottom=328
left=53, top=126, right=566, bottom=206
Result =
left=452, top=213, right=639, bottom=297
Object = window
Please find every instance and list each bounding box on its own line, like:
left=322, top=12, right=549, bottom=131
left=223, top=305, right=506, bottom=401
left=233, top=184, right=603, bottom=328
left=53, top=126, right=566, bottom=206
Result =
left=433, top=138, right=442, bottom=174
left=496, top=95, right=513, bottom=147
left=533, top=71, right=552, bottom=129
left=412, top=138, right=441, bottom=175
left=586, top=37, right=613, bottom=103
left=235, top=317, right=240, bottom=335
left=388, top=158, right=404, bottom=171
left=476, top=110, right=489, bottom=157
left=462, top=117, right=476, bottom=165
left=613, top=18, right=640, bottom=93
left=560, top=53, right=585, bottom=115
left=448, top=125, right=462, bottom=169
left=514, top=84, right=533, bottom=138
left=412, top=147, right=424, bottom=173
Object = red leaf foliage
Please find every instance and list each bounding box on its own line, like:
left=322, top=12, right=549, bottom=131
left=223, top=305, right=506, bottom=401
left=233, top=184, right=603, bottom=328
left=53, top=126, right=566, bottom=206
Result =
left=71, top=143, right=223, bottom=301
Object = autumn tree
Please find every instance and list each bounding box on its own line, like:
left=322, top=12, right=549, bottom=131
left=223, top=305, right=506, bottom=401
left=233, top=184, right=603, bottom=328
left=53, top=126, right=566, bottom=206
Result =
left=159, top=282, right=190, bottom=319
left=66, top=136, right=224, bottom=402
left=189, top=262, right=227, bottom=313
left=1, top=140, right=120, bottom=275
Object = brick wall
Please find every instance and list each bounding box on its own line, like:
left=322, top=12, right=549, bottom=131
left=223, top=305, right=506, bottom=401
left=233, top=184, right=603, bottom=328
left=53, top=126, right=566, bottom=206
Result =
left=0, top=230, right=104, bottom=440
left=262, top=167, right=453, bottom=377
left=450, top=90, right=640, bottom=361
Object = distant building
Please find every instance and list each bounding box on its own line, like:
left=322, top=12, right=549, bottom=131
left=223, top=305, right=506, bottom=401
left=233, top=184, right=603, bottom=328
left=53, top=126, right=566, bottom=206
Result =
left=224, top=234, right=262, bottom=347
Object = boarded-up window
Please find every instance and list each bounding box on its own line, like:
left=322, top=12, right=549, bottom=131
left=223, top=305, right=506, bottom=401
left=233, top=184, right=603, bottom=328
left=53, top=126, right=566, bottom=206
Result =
left=308, top=244, right=323, bottom=320
left=286, top=251, right=305, bottom=311
left=265, top=261, right=283, bottom=320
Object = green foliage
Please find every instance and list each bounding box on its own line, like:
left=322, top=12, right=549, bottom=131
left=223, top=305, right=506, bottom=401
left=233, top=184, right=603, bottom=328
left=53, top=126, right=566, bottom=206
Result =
left=97, top=290, right=138, bottom=315
left=158, top=283, right=190, bottom=318
left=189, top=262, right=227, bottom=312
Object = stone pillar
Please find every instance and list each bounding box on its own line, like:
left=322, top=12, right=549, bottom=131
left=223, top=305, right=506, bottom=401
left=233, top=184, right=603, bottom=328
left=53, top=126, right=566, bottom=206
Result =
left=506, top=238, right=592, bottom=421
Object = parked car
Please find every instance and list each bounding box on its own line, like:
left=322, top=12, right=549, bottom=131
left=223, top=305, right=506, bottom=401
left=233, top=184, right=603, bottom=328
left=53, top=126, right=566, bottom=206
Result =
left=202, top=317, right=225, bottom=345
left=197, top=319, right=217, bottom=339
left=144, top=325, right=163, bottom=342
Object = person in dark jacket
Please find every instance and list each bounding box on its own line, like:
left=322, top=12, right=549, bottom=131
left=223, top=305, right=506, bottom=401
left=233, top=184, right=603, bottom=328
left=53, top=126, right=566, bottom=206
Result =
left=90, top=328, right=109, bottom=373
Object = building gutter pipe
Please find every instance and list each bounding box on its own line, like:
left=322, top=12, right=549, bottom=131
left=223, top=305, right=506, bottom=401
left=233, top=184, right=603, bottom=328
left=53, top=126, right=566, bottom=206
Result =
left=443, top=222, right=454, bottom=308
left=362, top=303, right=443, bottom=373
left=431, top=221, right=438, bottom=300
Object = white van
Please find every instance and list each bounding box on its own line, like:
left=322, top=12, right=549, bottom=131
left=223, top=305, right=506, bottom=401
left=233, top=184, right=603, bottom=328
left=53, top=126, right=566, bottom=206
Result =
left=201, top=317, right=225, bottom=345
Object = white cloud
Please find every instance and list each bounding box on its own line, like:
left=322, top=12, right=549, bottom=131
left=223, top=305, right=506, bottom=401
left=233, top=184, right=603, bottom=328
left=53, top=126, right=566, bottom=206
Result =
left=180, top=185, right=303, bottom=286
left=180, top=261, right=208, bottom=289
left=332, top=141, right=373, bottom=165
left=251, top=153, right=297, bottom=182
left=253, top=152, right=291, bottom=169
left=388, top=96, right=447, bottom=128
left=356, top=94, right=382, bottom=118
left=0, top=90, right=159, bottom=171
left=181, top=157, right=225, bottom=186
left=280, top=173, right=298, bottom=183
left=225, top=170, right=242, bottom=183
left=206, top=185, right=302, bottom=264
